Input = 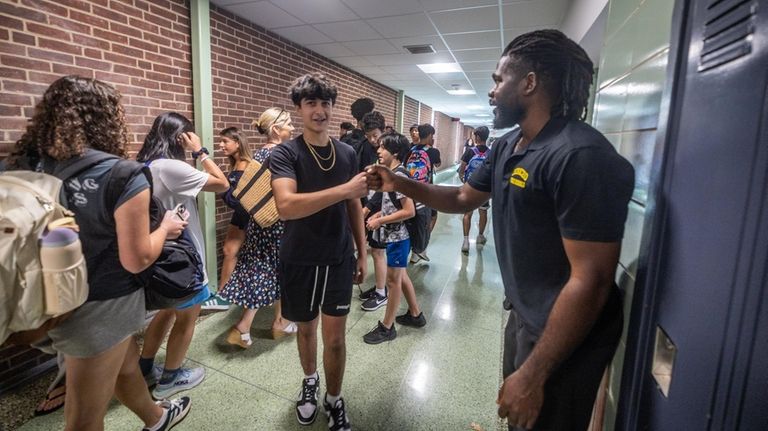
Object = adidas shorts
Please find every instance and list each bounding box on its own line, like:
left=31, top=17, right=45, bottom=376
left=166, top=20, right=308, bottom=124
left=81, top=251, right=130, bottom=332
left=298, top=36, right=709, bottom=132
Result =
left=280, top=256, right=355, bottom=322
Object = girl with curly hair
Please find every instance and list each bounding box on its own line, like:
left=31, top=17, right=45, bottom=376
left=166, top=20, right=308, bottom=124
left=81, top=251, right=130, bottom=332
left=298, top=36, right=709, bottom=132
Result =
left=7, top=75, right=191, bottom=431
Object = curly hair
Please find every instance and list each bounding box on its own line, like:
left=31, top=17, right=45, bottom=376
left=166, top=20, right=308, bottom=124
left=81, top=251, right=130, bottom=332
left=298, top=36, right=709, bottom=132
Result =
left=350, top=97, right=375, bottom=121
left=289, top=73, right=338, bottom=106
left=8, top=75, right=129, bottom=169
left=361, top=111, right=385, bottom=133
left=502, top=29, right=594, bottom=121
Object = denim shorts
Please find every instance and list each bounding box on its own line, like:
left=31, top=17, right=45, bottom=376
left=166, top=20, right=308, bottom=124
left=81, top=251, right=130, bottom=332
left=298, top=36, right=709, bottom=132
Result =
left=386, top=239, right=411, bottom=268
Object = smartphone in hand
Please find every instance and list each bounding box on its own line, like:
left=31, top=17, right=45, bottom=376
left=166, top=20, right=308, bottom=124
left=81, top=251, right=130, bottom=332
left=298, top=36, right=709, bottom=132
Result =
left=173, top=203, right=189, bottom=221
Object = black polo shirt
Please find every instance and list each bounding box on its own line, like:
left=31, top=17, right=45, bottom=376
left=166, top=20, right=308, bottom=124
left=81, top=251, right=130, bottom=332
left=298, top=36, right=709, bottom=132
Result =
left=468, top=118, right=634, bottom=334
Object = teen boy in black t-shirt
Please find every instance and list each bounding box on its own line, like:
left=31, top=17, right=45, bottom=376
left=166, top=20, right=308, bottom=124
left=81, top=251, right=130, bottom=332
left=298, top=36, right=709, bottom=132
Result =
left=271, top=73, right=368, bottom=431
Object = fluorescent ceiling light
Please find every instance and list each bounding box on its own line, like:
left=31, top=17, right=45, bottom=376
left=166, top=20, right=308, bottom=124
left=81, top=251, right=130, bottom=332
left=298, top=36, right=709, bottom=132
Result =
left=417, top=63, right=462, bottom=74
left=447, top=89, right=476, bottom=95
left=476, top=114, right=490, bottom=117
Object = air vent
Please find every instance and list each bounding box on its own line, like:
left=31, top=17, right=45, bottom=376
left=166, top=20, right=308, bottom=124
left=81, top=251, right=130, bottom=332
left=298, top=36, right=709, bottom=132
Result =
left=404, top=44, right=436, bottom=54
left=698, top=0, right=757, bottom=71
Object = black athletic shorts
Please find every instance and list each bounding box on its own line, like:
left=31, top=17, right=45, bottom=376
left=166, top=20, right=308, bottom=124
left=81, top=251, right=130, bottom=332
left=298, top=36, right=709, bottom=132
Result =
left=280, top=256, right=355, bottom=322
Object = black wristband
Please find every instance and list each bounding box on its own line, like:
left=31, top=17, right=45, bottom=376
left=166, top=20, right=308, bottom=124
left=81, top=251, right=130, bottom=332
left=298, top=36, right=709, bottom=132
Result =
left=191, top=147, right=209, bottom=159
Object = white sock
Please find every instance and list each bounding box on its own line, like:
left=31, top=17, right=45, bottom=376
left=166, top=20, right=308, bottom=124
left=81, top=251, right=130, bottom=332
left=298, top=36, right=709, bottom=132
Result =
left=463, top=236, right=469, bottom=241
left=375, top=287, right=386, bottom=297
left=146, top=406, right=169, bottom=431
left=305, top=371, right=319, bottom=381
left=326, top=392, right=341, bottom=404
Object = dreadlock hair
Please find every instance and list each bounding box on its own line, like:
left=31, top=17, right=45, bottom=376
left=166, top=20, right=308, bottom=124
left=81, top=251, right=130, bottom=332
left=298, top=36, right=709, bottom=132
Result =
left=502, top=29, right=594, bottom=121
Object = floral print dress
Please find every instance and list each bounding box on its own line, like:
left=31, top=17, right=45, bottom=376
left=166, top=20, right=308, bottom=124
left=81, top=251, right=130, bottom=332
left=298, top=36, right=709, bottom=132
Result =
left=218, top=147, right=284, bottom=309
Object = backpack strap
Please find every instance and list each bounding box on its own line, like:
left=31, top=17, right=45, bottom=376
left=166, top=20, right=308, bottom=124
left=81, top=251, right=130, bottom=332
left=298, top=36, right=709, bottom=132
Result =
left=52, top=150, right=119, bottom=181
left=105, top=160, right=151, bottom=216
left=388, top=166, right=409, bottom=210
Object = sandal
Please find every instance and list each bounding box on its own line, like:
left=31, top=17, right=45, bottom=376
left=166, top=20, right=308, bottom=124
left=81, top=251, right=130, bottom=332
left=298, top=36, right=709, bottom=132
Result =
left=272, top=321, right=298, bottom=339
left=34, top=382, right=66, bottom=416
left=225, top=326, right=252, bottom=348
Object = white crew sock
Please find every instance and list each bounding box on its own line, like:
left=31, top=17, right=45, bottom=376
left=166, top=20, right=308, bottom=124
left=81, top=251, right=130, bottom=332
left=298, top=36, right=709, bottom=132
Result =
left=146, top=405, right=169, bottom=431
left=375, top=287, right=386, bottom=297
left=326, top=392, right=341, bottom=404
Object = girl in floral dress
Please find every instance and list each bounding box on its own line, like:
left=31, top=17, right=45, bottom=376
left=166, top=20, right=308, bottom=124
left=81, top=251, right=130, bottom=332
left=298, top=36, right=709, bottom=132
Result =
left=219, top=108, right=297, bottom=348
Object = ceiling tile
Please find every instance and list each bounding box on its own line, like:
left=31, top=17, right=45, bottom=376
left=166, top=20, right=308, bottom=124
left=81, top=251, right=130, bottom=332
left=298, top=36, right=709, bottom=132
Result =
left=363, top=51, right=454, bottom=66
left=221, top=1, right=303, bottom=29
left=418, top=0, right=496, bottom=12
left=350, top=66, right=388, bottom=75
left=501, top=0, right=569, bottom=28
left=443, top=30, right=501, bottom=50
left=466, top=71, right=493, bottom=80
left=380, top=64, right=422, bottom=74
left=342, top=0, right=425, bottom=18
left=386, top=35, right=447, bottom=52
left=314, top=20, right=380, bottom=42
left=272, top=25, right=333, bottom=44
left=502, top=26, right=548, bottom=46
left=453, top=47, right=501, bottom=62
left=460, top=60, right=498, bottom=72
left=366, top=13, right=435, bottom=38
left=342, top=39, right=400, bottom=55
left=306, top=42, right=356, bottom=58
left=334, top=56, right=374, bottom=67
left=270, top=0, right=358, bottom=24
left=428, top=5, right=500, bottom=34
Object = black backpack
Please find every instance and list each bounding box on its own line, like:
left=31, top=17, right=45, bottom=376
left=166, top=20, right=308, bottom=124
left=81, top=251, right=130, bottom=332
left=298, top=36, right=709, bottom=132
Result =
left=386, top=166, right=418, bottom=240
left=106, top=159, right=205, bottom=310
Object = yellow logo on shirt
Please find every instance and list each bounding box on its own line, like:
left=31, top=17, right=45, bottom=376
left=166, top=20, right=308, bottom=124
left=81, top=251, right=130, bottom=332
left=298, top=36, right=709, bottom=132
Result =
left=510, top=167, right=528, bottom=188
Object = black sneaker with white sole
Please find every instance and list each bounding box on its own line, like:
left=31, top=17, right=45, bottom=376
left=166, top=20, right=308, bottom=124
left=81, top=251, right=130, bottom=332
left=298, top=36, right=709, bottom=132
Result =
left=360, top=289, right=387, bottom=311
left=395, top=311, right=427, bottom=328
left=296, top=375, right=319, bottom=425
left=363, top=321, right=397, bottom=344
left=142, top=396, right=191, bottom=431
left=358, top=285, right=376, bottom=301
left=323, top=396, right=351, bottom=431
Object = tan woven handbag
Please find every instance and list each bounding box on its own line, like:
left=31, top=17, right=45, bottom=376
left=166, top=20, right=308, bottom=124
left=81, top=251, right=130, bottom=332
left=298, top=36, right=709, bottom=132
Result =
left=233, top=158, right=279, bottom=228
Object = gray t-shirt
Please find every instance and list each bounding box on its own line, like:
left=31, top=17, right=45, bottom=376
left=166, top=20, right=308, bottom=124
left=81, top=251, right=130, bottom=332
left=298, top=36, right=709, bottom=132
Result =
left=147, top=159, right=209, bottom=284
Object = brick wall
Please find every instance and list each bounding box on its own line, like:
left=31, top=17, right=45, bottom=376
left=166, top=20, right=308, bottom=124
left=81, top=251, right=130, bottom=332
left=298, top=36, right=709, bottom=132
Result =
left=418, top=103, right=433, bottom=125
left=433, top=111, right=458, bottom=170
left=403, top=96, right=419, bottom=134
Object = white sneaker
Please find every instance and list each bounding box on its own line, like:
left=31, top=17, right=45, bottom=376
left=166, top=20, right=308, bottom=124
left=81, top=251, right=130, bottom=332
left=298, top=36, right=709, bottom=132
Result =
left=152, top=367, right=206, bottom=400
left=141, top=397, right=191, bottom=431
left=477, top=234, right=487, bottom=245
left=461, top=238, right=470, bottom=254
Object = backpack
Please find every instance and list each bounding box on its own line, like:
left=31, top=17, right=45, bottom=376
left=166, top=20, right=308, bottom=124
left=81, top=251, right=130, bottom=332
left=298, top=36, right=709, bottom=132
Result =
left=463, top=146, right=488, bottom=183
left=111, top=160, right=205, bottom=310
left=405, top=145, right=432, bottom=184
left=0, top=169, right=90, bottom=345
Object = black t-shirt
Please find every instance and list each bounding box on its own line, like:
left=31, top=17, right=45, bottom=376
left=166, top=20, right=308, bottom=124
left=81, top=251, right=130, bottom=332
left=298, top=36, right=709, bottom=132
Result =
left=356, top=138, right=378, bottom=174
left=425, top=147, right=441, bottom=183
left=461, top=145, right=489, bottom=164
left=270, top=135, right=357, bottom=265
left=468, top=118, right=635, bottom=334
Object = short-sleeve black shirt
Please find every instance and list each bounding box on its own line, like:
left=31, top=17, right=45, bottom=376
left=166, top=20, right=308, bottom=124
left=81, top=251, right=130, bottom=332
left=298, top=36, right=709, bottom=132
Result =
left=270, top=135, right=357, bottom=266
left=461, top=145, right=489, bottom=164
left=468, top=118, right=634, bottom=333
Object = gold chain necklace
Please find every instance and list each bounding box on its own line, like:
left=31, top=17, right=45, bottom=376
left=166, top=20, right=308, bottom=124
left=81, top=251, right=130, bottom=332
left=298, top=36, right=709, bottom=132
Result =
left=305, top=138, right=336, bottom=171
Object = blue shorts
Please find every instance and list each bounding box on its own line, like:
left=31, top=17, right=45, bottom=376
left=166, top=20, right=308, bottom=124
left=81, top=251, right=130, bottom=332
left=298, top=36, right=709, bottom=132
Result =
left=177, top=284, right=210, bottom=310
left=386, top=239, right=411, bottom=268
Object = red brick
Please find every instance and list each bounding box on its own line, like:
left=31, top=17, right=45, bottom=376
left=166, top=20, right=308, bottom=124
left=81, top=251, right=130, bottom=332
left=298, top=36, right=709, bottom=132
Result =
left=28, top=71, right=64, bottom=85
left=128, top=37, right=158, bottom=53
left=147, top=90, right=174, bottom=101
left=130, top=96, right=159, bottom=108
left=72, top=33, right=110, bottom=50
left=104, top=52, right=138, bottom=67
left=0, top=4, right=47, bottom=24
left=0, top=15, right=24, bottom=31
left=115, top=84, right=146, bottom=96
left=84, top=48, right=102, bottom=59
left=21, top=0, right=68, bottom=17
left=69, top=10, right=110, bottom=30
left=12, top=32, right=35, bottom=46
left=28, top=48, right=74, bottom=65
left=93, top=28, right=128, bottom=45
left=144, top=12, right=173, bottom=29
left=92, top=5, right=128, bottom=24
left=75, top=57, right=111, bottom=71
left=110, top=1, right=143, bottom=19
left=1, top=55, right=50, bottom=71
left=112, top=64, right=144, bottom=77
left=26, top=23, right=72, bottom=41
left=148, top=3, right=177, bottom=21
left=39, top=38, right=83, bottom=56
left=0, top=93, right=32, bottom=105
left=129, top=77, right=159, bottom=90
left=112, top=44, right=144, bottom=59
left=109, top=21, right=142, bottom=39
left=3, top=81, right=50, bottom=95
left=51, top=64, right=94, bottom=77
left=95, top=71, right=131, bottom=85
left=0, top=106, right=22, bottom=116
left=144, top=32, right=171, bottom=47
left=58, top=0, right=91, bottom=12
left=49, top=16, right=92, bottom=36
left=0, top=67, right=26, bottom=80
left=152, top=63, right=179, bottom=76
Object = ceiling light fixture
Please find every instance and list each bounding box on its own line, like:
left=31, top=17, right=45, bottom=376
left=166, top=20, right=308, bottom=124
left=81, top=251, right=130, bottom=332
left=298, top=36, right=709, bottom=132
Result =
left=447, top=84, right=475, bottom=95
left=417, top=63, right=463, bottom=74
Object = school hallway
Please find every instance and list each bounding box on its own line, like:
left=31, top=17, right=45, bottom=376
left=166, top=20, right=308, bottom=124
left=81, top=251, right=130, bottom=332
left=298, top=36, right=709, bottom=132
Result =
left=12, top=173, right=507, bottom=431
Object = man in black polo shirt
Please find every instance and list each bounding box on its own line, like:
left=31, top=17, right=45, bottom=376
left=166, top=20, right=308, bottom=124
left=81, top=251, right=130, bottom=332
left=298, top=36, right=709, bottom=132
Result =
left=271, top=73, right=368, bottom=431
left=366, top=30, right=634, bottom=431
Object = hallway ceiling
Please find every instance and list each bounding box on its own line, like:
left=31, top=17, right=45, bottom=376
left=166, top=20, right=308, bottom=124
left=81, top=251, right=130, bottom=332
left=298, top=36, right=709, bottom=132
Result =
left=212, top=0, right=572, bottom=126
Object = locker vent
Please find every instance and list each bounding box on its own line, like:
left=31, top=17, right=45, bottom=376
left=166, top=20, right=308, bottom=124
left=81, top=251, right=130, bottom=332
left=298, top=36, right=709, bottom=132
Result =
left=699, top=0, right=757, bottom=71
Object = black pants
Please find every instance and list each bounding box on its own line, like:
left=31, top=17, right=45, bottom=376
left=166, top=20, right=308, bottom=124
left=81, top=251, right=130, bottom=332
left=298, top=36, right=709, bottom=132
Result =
left=503, top=290, right=623, bottom=431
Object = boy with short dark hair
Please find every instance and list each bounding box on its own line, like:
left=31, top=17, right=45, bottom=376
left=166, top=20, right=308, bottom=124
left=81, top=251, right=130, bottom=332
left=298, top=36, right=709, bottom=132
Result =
left=270, top=72, right=368, bottom=431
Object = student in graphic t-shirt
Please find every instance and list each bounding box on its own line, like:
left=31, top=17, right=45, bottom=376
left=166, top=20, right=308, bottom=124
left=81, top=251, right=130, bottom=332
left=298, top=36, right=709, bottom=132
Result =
left=270, top=73, right=368, bottom=431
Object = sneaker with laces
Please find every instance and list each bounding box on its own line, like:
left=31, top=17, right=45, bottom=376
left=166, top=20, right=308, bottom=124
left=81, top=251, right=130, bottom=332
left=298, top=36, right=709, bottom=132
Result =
left=360, top=289, right=387, bottom=311
left=461, top=238, right=470, bottom=254
left=477, top=234, right=487, bottom=245
left=415, top=251, right=430, bottom=262
left=144, top=364, right=164, bottom=388
left=395, top=311, right=427, bottom=328
left=363, top=321, right=397, bottom=344
left=323, top=396, right=351, bottom=431
left=152, top=367, right=206, bottom=400
left=296, top=375, right=320, bottom=425
left=141, top=396, right=191, bottom=431
left=358, top=285, right=377, bottom=301
left=201, top=295, right=230, bottom=312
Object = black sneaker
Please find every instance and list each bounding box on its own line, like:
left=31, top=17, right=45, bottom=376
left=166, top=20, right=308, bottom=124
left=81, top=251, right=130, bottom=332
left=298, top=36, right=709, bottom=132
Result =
left=363, top=321, right=397, bottom=344
left=360, top=289, right=387, bottom=311
left=323, top=396, right=351, bottom=431
left=296, top=375, right=319, bottom=425
left=395, top=311, right=427, bottom=328
left=358, top=285, right=376, bottom=300
left=141, top=397, right=191, bottom=431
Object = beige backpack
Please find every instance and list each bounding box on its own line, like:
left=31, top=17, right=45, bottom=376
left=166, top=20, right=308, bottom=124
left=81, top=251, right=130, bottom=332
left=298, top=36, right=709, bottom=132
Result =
left=0, top=171, right=88, bottom=345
